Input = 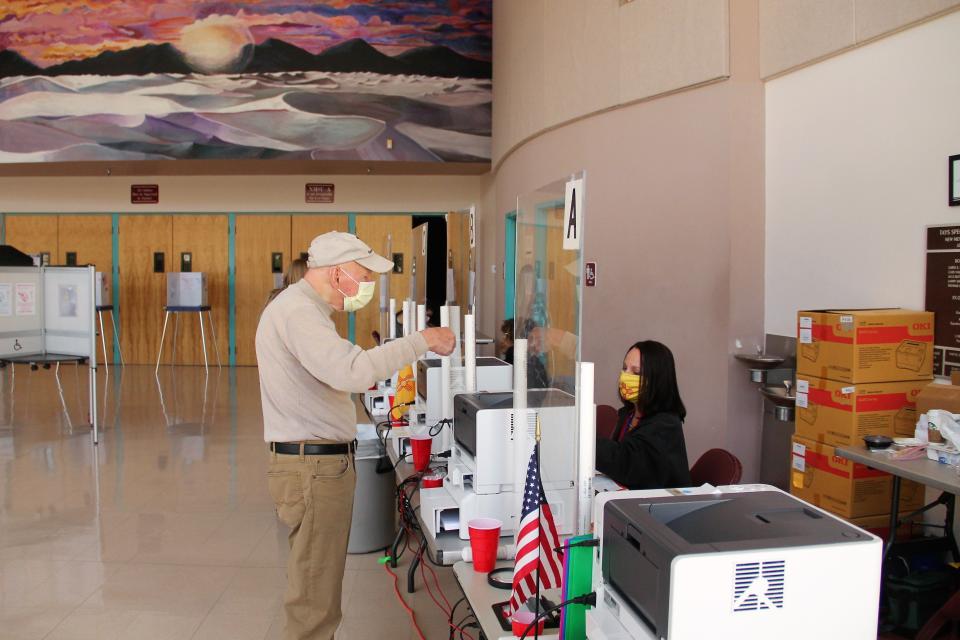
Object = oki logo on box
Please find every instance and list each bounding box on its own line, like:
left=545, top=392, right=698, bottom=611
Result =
left=912, top=322, right=932, bottom=331
left=832, top=455, right=849, bottom=467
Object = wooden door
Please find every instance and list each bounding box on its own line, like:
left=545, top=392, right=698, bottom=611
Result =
left=291, top=215, right=349, bottom=339
left=446, top=211, right=473, bottom=310
left=171, top=215, right=228, bottom=366
left=58, top=215, right=115, bottom=361
left=5, top=215, right=58, bottom=260
left=544, top=204, right=578, bottom=377
left=235, top=215, right=290, bottom=365
left=355, top=215, right=411, bottom=350
left=119, top=216, right=172, bottom=365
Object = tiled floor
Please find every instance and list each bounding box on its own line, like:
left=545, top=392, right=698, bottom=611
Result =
left=0, top=365, right=468, bottom=640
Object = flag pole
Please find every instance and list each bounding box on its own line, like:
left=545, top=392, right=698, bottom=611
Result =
left=534, top=414, right=542, bottom=640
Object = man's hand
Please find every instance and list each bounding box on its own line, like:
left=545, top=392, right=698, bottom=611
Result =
left=422, top=327, right=456, bottom=356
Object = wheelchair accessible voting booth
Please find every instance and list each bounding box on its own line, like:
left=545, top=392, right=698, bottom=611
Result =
left=0, top=265, right=99, bottom=443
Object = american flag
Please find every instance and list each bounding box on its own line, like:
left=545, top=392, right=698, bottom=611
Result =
left=509, top=442, right=563, bottom=616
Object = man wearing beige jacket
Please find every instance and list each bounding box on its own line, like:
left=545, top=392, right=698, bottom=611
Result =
left=256, top=231, right=455, bottom=640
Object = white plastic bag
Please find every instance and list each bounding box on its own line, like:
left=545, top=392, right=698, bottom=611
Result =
left=926, top=409, right=960, bottom=450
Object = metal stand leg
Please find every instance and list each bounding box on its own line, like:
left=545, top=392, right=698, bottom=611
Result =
left=109, top=310, right=125, bottom=365
left=408, top=537, right=425, bottom=594
left=390, top=527, right=405, bottom=568
left=946, top=493, right=960, bottom=562
left=207, top=310, right=222, bottom=368
left=156, top=311, right=171, bottom=374
left=884, top=476, right=902, bottom=561
left=90, top=361, right=98, bottom=445
left=98, top=311, right=109, bottom=375
left=172, top=313, right=180, bottom=366
left=198, top=311, right=209, bottom=373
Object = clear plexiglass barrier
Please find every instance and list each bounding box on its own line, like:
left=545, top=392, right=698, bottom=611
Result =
left=514, top=173, right=585, bottom=393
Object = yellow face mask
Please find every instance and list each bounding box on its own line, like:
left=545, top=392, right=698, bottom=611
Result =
left=619, top=371, right=641, bottom=403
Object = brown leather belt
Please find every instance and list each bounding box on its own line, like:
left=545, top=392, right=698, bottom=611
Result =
left=270, top=441, right=356, bottom=456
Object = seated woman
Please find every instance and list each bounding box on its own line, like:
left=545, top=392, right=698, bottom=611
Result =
left=596, top=340, right=691, bottom=489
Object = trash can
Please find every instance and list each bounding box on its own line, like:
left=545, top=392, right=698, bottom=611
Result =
left=348, top=424, right=396, bottom=554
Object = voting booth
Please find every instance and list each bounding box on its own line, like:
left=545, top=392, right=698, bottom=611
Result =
left=0, top=265, right=99, bottom=443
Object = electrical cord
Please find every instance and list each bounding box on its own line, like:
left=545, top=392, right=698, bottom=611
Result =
left=448, top=596, right=467, bottom=640
left=554, top=538, right=599, bottom=554
left=517, top=592, right=597, bottom=640
left=383, top=561, right=428, bottom=640
left=429, top=418, right=451, bottom=437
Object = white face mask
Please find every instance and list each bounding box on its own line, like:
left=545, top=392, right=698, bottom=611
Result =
left=336, top=268, right=375, bottom=312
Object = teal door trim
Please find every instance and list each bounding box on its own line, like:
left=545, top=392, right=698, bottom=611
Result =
left=504, top=211, right=516, bottom=321
left=227, top=213, right=237, bottom=366
left=112, top=213, right=121, bottom=364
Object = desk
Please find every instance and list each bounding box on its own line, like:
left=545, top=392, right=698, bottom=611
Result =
left=453, top=561, right=560, bottom=640
left=836, top=445, right=960, bottom=561
left=386, top=438, right=470, bottom=593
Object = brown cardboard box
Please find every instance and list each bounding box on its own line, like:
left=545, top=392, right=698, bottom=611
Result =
left=790, top=435, right=926, bottom=519
left=794, top=375, right=924, bottom=446
left=797, top=309, right=934, bottom=384
left=916, top=381, right=960, bottom=416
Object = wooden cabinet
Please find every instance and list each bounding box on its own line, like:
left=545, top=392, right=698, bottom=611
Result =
left=171, top=215, right=228, bottom=365
left=291, top=215, right=349, bottom=339
left=235, top=216, right=290, bottom=366
left=354, top=215, right=412, bottom=349
left=118, top=216, right=172, bottom=365
left=58, top=215, right=114, bottom=360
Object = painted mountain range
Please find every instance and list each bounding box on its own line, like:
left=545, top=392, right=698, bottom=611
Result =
left=0, top=2, right=491, bottom=164
left=0, top=39, right=491, bottom=79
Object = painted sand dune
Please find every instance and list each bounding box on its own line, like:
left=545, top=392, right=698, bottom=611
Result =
left=0, top=71, right=491, bottom=162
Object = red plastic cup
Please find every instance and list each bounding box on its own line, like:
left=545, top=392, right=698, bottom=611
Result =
left=467, top=517, right=501, bottom=573
left=421, top=473, right=443, bottom=489
left=511, top=611, right=544, bottom=637
left=409, top=435, right=432, bottom=472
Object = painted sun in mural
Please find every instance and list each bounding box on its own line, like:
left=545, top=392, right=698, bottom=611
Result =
left=177, top=15, right=254, bottom=74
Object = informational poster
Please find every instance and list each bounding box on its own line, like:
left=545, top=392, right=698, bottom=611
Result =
left=0, top=284, right=10, bottom=317
left=563, top=178, right=583, bottom=250
left=58, top=285, right=78, bottom=318
left=15, top=283, right=35, bottom=316
left=925, top=225, right=960, bottom=376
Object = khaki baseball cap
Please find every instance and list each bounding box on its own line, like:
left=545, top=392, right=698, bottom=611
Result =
left=306, top=231, right=394, bottom=273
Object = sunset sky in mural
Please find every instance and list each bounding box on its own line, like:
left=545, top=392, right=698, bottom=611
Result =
left=0, top=1, right=492, bottom=67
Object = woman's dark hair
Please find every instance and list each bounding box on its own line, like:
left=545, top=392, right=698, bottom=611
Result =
left=625, top=340, right=686, bottom=421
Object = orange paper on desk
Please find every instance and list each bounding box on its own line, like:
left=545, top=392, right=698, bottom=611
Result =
left=796, top=309, right=934, bottom=384
left=794, top=376, right=924, bottom=447
left=790, top=435, right=925, bottom=519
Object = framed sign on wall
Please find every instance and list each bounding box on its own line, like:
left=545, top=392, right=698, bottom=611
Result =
left=951, top=154, right=960, bottom=206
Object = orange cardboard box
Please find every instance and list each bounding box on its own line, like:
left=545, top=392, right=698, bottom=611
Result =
left=797, top=309, right=934, bottom=384
left=916, top=381, right=960, bottom=416
left=794, top=375, right=924, bottom=447
left=790, top=435, right=925, bottom=519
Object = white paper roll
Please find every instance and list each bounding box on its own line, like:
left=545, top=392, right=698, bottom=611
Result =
left=402, top=300, right=411, bottom=337
left=389, top=299, right=396, bottom=340
left=450, top=305, right=462, bottom=367
left=577, top=361, right=596, bottom=536
left=464, top=314, right=477, bottom=392
left=440, top=305, right=452, bottom=420
left=512, top=338, right=528, bottom=550
left=417, top=304, right=427, bottom=331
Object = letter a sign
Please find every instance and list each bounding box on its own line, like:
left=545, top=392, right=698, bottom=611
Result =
left=563, top=178, right=584, bottom=251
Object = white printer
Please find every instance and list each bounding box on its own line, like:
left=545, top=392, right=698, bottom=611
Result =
left=586, top=485, right=882, bottom=640
left=433, top=389, right=578, bottom=540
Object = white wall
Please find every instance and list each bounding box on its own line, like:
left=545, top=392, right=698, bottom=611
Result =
left=765, top=9, right=960, bottom=337
left=491, top=0, right=728, bottom=166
